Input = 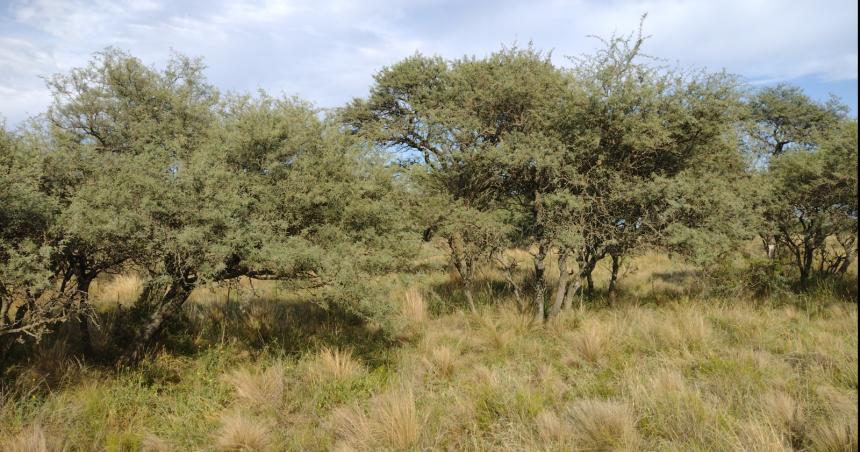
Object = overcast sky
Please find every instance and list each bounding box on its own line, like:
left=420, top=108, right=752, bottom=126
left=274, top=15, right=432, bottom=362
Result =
left=1, top=0, right=857, bottom=125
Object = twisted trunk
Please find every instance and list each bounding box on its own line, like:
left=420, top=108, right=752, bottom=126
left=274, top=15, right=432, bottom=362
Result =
left=561, top=250, right=601, bottom=311
left=449, top=233, right=477, bottom=313
left=119, top=276, right=194, bottom=366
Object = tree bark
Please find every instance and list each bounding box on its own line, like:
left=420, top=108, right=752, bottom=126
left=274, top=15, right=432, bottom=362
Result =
left=548, top=250, right=570, bottom=319
left=119, top=278, right=193, bottom=366
left=561, top=250, right=600, bottom=311
left=74, top=273, right=96, bottom=356
left=449, top=233, right=477, bottom=313
left=533, top=241, right=548, bottom=322
left=799, top=244, right=815, bottom=290
left=608, top=253, right=621, bottom=305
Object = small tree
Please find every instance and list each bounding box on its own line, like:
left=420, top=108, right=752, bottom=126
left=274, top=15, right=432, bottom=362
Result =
left=761, top=119, right=858, bottom=288
left=745, top=84, right=848, bottom=259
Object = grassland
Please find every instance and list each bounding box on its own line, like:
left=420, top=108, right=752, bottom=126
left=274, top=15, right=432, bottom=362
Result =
left=1, top=251, right=857, bottom=451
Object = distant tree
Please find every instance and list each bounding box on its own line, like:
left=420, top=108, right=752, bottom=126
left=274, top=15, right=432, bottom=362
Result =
left=759, top=119, right=858, bottom=288
left=747, top=84, right=847, bottom=158
left=745, top=84, right=849, bottom=260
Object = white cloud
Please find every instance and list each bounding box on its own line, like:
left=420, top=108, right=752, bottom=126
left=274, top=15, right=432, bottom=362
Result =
left=1, top=0, right=856, bottom=124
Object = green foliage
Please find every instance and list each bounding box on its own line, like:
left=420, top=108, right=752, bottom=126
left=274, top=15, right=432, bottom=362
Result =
left=757, top=119, right=858, bottom=287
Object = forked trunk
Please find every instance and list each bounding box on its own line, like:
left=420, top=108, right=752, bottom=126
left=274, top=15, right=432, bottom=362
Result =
left=449, top=233, right=477, bottom=313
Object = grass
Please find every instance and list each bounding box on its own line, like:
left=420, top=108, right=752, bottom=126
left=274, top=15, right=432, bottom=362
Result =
left=0, top=251, right=857, bottom=450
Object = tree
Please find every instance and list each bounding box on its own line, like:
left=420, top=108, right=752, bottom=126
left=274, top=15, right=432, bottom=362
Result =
left=761, top=119, right=858, bottom=288
left=34, top=50, right=419, bottom=364
left=0, top=124, right=70, bottom=350
left=42, top=48, right=220, bottom=355
left=344, top=47, right=566, bottom=315
left=747, top=84, right=846, bottom=158
left=745, top=84, right=848, bottom=259
left=546, top=26, right=746, bottom=316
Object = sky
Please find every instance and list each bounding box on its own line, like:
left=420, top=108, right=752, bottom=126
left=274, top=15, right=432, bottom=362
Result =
left=1, top=0, right=857, bottom=126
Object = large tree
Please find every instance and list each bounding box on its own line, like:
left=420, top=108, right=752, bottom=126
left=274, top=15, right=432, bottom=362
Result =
left=21, top=50, right=417, bottom=364
left=546, top=29, right=747, bottom=316
left=344, top=47, right=566, bottom=315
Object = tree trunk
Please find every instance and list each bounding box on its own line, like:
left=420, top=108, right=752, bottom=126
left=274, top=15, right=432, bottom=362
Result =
left=463, top=283, right=477, bottom=314
left=75, top=274, right=96, bottom=356
left=533, top=242, right=548, bottom=322
left=838, top=251, right=855, bottom=275
left=119, top=279, right=192, bottom=366
left=608, top=253, right=621, bottom=305
left=799, top=244, right=815, bottom=290
left=449, top=233, right=477, bottom=313
left=561, top=250, right=602, bottom=311
left=563, top=277, right=583, bottom=311
left=531, top=188, right=548, bottom=322
left=585, top=270, right=594, bottom=296
left=836, top=235, right=856, bottom=275
left=548, top=251, right=570, bottom=319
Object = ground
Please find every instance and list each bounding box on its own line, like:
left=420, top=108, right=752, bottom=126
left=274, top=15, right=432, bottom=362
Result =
left=1, top=251, right=857, bottom=451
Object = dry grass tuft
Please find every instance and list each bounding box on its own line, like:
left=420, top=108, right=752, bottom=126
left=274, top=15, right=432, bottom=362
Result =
left=333, top=391, right=422, bottom=451
left=535, top=409, right=568, bottom=445
left=214, top=414, right=273, bottom=451
left=808, top=420, right=858, bottom=452
left=478, top=317, right=515, bottom=351
left=401, top=287, right=427, bottom=323
left=370, top=391, right=422, bottom=450
left=140, top=434, right=172, bottom=452
left=91, top=274, right=143, bottom=306
left=569, top=323, right=609, bottom=363
left=734, top=421, right=790, bottom=451
left=7, top=424, right=48, bottom=452
left=760, top=391, right=804, bottom=440
left=222, top=363, right=284, bottom=411
left=306, top=347, right=364, bottom=383
left=567, top=399, right=640, bottom=451
left=423, top=345, right=459, bottom=378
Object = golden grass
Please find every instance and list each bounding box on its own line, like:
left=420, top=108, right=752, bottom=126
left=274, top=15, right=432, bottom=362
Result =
left=140, top=434, right=172, bottom=452
left=214, top=414, right=273, bottom=451
left=222, top=363, right=285, bottom=412
left=6, top=424, right=48, bottom=452
left=401, top=287, right=427, bottom=323
left=568, top=399, right=640, bottom=451
left=568, top=322, right=610, bottom=364
left=305, top=347, right=364, bottom=383
left=808, top=420, right=858, bottom=452
left=2, top=251, right=856, bottom=451
left=534, top=409, right=567, bottom=445
left=422, top=344, right=459, bottom=379
left=90, top=274, right=143, bottom=306
left=333, top=390, right=422, bottom=451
